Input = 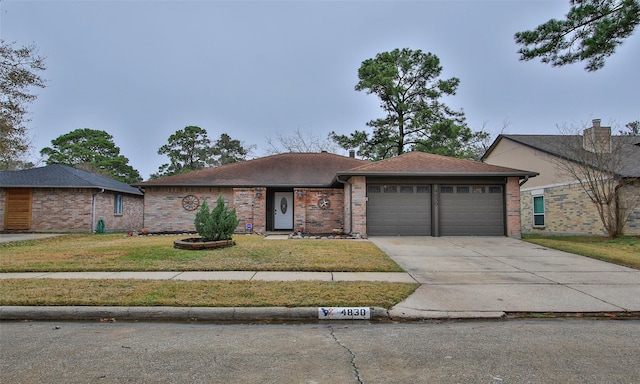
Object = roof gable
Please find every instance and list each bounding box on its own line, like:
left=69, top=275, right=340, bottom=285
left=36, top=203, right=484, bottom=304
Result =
left=340, top=151, right=537, bottom=177
left=136, top=152, right=370, bottom=187
left=0, top=165, right=143, bottom=195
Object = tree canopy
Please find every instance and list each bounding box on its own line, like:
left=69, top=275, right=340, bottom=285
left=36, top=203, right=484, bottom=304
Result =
left=515, top=0, right=640, bottom=71
left=0, top=40, right=46, bottom=170
left=152, top=126, right=249, bottom=179
left=331, top=48, right=484, bottom=160
left=40, top=128, right=142, bottom=184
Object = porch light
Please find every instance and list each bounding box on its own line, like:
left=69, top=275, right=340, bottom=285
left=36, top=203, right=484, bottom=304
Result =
left=296, top=190, right=303, bottom=199
left=256, top=190, right=262, bottom=198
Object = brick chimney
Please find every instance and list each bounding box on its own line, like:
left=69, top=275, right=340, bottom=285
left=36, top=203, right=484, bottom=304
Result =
left=349, top=149, right=355, bottom=158
left=583, top=119, right=611, bottom=153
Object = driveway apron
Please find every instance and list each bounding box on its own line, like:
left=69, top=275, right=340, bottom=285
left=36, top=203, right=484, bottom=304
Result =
left=369, top=236, right=640, bottom=319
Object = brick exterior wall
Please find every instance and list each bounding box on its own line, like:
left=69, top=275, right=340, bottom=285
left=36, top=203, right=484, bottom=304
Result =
left=142, top=187, right=234, bottom=233
left=350, top=176, right=367, bottom=236
left=521, top=181, right=640, bottom=236
left=0, top=188, right=143, bottom=233
left=0, top=189, right=5, bottom=231
left=93, top=191, right=144, bottom=233
left=505, top=177, right=523, bottom=238
left=143, top=186, right=346, bottom=234
left=294, top=188, right=344, bottom=234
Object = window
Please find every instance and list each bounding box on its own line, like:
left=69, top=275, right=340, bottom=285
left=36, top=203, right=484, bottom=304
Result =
left=383, top=185, right=397, bottom=193
left=368, top=185, right=381, bottom=193
left=441, top=186, right=453, bottom=193
left=114, top=194, right=123, bottom=215
left=489, top=186, right=502, bottom=194
left=400, top=186, right=413, bottom=193
left=416, top=186, right=430, bottom=193
left=533, top=195, right=545, bottom=226
left=456, top=186, right=470, bottom=193
left=473, top=186, right=485, bottom=194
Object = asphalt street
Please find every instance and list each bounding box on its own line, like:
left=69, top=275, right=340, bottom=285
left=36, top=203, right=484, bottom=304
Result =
left=1, top=320, right=639, bottom=383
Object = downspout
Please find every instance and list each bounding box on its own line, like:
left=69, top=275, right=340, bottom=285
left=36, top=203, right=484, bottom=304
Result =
left=519, top=176, right=529, bottom=187
left=91, top=188, right=105, bottom=233
left=336, top=176, right=353, bottom=234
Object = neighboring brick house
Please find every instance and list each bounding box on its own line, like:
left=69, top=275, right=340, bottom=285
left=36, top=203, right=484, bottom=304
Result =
left=0, top=165, right=144, bottom=233
left=135, top=151, right=536, bottom=237
left=482, top=119, right=640, bottom=236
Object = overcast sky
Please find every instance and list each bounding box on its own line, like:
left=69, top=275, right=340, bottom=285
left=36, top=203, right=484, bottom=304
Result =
left=2, top=0, right=638, bottom=180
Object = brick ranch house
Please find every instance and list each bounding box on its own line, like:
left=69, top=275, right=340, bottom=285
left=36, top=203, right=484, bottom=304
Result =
left=0, top=164, right=144, bottom=233
left=135, top=151, right=537, bottom=237
left=482, top=119, right=640, bottom=236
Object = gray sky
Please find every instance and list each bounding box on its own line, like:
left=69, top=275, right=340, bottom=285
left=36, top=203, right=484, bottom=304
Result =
left=2, top=0, right=638, bottom=180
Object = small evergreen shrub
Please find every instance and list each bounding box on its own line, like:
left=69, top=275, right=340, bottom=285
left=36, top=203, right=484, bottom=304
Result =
left=194, top=196, right=240, bottom=242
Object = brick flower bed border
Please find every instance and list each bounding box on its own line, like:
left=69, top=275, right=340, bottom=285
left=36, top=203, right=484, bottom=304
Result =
left=173, top=238, right=236, bottom=250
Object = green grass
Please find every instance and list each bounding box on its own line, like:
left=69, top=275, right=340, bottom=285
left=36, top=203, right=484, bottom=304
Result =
left=0, top=233, right=417, bottom=307
left=0, top=279, right=419, bottom=308
left=0, top=234, right=402, bottom=272
left=523, top=235, right=640, bottom=270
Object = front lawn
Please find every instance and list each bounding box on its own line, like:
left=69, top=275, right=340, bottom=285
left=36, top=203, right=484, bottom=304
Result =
left=0, top=233, right=402, bottom=272
left=523, top=235, right=640, bottom=270
left=0, top=234, right=418, bottom=308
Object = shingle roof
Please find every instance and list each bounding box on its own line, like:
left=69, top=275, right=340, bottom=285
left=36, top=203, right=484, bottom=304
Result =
left=135, top=152, right=370, bottom=187
left=337, top=151, right=537, bottom=177
left=0, top=164, right=143, bottom=195
left=486, top=134, right=640, bottom=177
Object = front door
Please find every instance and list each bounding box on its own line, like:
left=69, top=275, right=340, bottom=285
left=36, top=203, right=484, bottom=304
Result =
left=273, top=192, right=293, bottom=230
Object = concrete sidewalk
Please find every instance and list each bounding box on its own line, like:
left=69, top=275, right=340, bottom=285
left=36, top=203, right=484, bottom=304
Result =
left=0, top=271, right=416, bottom=283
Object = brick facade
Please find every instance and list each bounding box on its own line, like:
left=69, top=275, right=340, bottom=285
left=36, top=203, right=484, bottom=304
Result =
left=505, top=177, right=523, bottom=238
left=521, top=181, right=640, bottom=236
left=349, top=176, right=367, bottom=236
left=0, top=187, right=143, bottom=233
left=0, top=189, right=5, bottom=231
left=142, top=186, right=346, bottom=234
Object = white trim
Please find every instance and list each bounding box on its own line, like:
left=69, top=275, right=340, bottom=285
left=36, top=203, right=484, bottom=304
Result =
left=531, top=188, right=544, bottom=196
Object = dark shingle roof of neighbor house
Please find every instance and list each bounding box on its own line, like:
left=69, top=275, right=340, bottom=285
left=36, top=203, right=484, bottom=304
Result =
left=337, top=151, right=538, bottom=178
left=135, top=152, right=369, bottom=188
left=0, top=164, right=143, bottom=195
left=484, top=134, right=640, bottom=178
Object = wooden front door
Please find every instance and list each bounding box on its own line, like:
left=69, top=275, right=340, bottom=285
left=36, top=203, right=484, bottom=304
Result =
left=4, top=188, right=32, bottom=230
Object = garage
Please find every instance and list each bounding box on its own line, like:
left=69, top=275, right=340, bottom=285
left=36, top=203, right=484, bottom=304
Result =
left=336, top=151, right=537, bottom=237
left=366, top=183, right=505, bottom=236
left=439, top=185, right=504, bottom=236
left=367, top=184, right=431, bottom=236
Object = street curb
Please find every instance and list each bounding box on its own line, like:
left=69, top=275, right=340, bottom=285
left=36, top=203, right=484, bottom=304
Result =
left=0, top=306, right=390, bottom=322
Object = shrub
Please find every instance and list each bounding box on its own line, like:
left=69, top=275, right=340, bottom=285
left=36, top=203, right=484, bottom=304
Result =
left=194, top=196, right=240, bottom=242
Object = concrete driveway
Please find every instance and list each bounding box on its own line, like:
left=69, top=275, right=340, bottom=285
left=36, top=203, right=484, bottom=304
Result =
left=0, top=233, right=65, bottom=243
left=369, top=236, right=640, bottom=319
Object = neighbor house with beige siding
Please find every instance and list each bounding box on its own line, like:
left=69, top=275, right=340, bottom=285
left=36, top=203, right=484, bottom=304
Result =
left=482, top=119, right=640, bottom=236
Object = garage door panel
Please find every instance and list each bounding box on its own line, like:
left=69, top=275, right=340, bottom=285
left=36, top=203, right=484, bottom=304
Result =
left=440, top=185, right=504, bottom=236
left=367, top=184, right=431, bottom=236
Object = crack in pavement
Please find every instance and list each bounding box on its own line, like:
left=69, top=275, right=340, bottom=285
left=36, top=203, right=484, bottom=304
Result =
left=328, top=326, right=363, bottom=384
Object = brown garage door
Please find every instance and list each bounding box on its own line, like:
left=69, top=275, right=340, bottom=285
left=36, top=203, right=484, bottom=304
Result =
left=4, top=188, right=32, bottom=230
left=439, top=185, right=504, bottom=236
left=366, top=184, right=431, bottom=236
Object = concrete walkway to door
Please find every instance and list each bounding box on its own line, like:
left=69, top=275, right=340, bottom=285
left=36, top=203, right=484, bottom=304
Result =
left=369, top=236, right=640, bottom=319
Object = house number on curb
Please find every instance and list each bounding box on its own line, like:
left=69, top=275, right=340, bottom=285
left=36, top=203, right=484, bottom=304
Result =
left=318, top=307, right=370, bottom=320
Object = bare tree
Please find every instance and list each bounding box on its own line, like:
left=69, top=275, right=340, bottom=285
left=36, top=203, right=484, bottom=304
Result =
left=265, top=128, right=341, bottom=155
left=549, top=120, right=640, bottom=237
